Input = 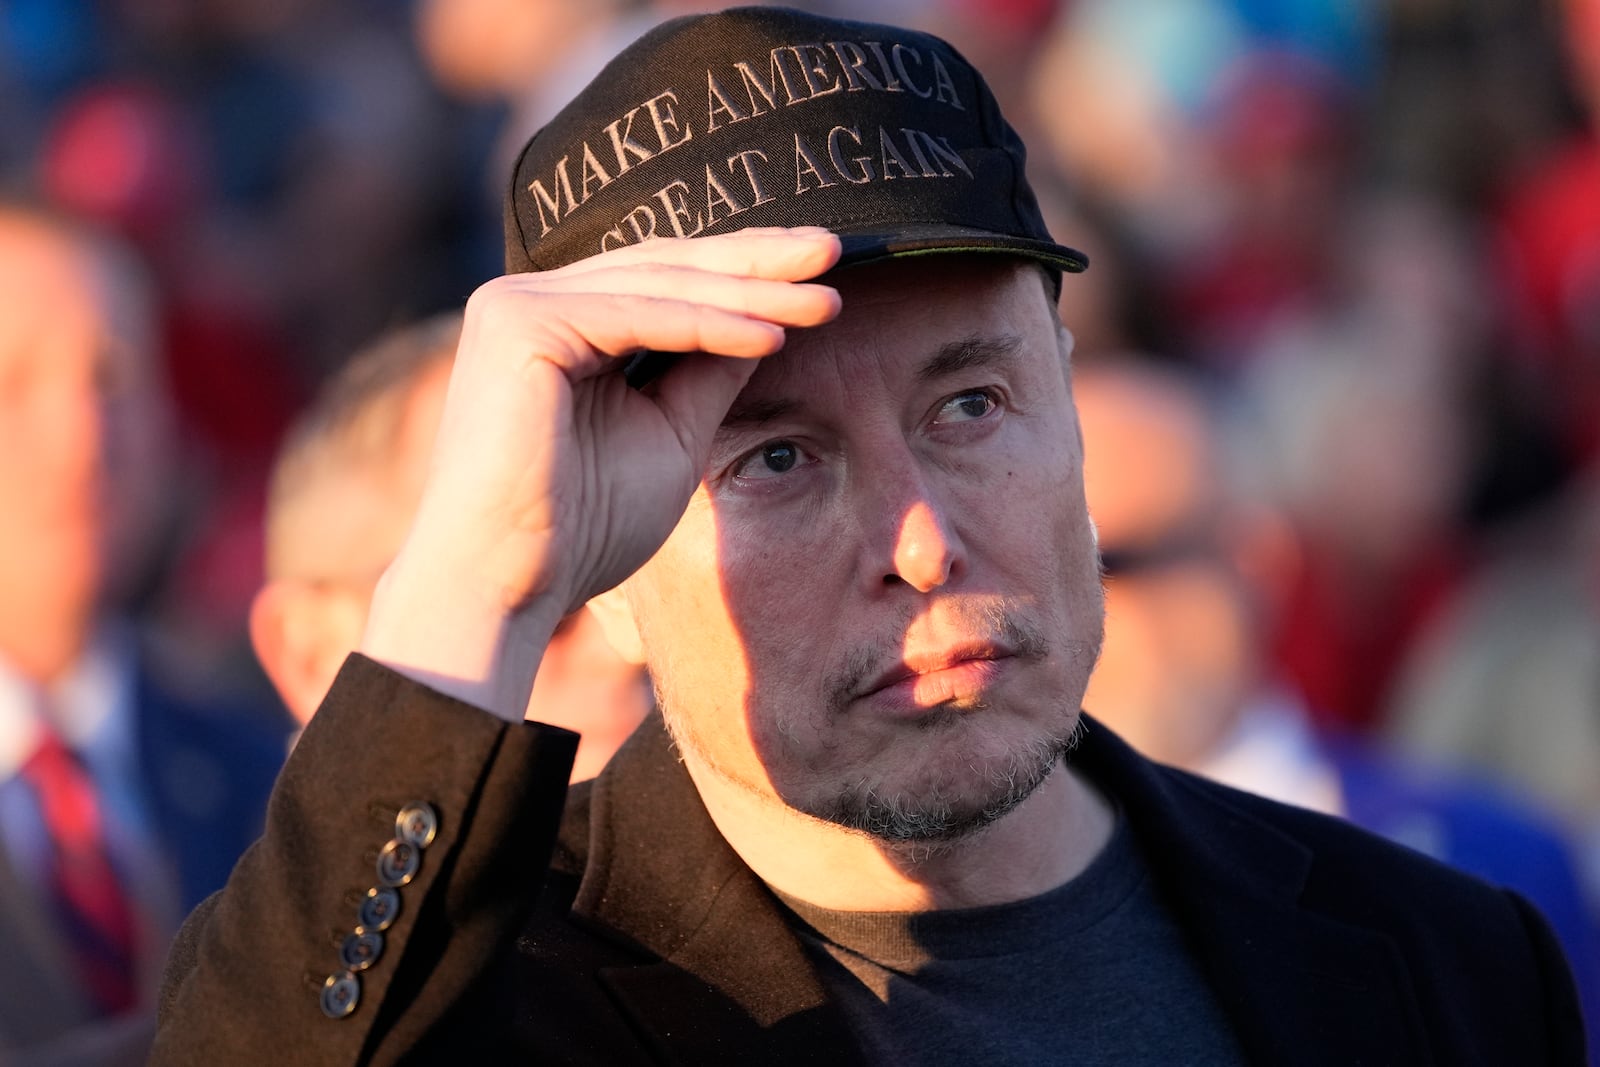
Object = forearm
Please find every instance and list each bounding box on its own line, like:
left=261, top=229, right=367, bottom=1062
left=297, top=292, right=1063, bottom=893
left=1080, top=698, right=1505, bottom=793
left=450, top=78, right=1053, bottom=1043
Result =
left=357, top=532, right=569, bottom=724
left=152, top=655, right=578, bottom=1067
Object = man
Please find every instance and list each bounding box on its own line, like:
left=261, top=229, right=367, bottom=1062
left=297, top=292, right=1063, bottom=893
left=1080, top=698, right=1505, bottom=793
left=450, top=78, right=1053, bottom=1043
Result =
left=153, top=8, right=1587, bottom=1064
left=249, top=312, right=649, bottom=780
left=1074, top=355, right=1599, bottom=1039
left=0, top=203, right=286, bottom=1063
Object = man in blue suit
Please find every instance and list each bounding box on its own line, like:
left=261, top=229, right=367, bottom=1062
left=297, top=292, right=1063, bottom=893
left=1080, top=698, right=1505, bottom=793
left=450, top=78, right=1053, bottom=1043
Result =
left=0, top=203, right=287, bottom=1063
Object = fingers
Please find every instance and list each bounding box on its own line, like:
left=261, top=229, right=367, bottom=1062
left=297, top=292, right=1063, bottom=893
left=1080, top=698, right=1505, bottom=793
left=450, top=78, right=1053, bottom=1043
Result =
left=551, top=226, right=841, bottom=282
left=531, top=294, right=798, bottom=365
left=465, top=228, right=845, bottom=377
left=536, top=268, right=841, bottom=329
left=648, top=353, right=763, bottom=466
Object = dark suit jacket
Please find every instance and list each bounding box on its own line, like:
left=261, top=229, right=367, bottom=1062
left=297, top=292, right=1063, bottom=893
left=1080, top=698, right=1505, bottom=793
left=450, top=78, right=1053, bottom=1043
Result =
left=153, top=655, right=1587, bottom=1065
left=1331, top=737, right=1600, bottom=1038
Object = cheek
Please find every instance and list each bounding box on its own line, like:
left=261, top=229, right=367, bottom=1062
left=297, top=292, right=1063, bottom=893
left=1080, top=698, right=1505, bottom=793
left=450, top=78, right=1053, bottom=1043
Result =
left=630, top=518, right=785, bottom=764
left=645, top=505, right=874, bottom=780
left=634, top=541, right=744, bottom=699
left=714, top=495, right=851, bottom=638
left=979, top=427, right=1099, bottom=590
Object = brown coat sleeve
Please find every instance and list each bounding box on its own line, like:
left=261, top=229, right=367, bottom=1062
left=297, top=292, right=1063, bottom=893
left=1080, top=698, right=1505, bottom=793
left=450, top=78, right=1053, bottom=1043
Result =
left=151, top=654, right=578, bottom=1066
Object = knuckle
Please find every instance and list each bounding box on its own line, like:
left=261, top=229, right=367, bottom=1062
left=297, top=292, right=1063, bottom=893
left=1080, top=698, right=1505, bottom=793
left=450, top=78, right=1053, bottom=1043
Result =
left=465, top=275, right=516, bottom=315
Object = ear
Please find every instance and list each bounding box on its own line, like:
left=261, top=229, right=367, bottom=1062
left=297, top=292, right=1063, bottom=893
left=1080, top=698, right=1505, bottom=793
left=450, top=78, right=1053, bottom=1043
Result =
left=585, top=584, right=645, bottom=665
left=249, top=581, right=369, bottom=727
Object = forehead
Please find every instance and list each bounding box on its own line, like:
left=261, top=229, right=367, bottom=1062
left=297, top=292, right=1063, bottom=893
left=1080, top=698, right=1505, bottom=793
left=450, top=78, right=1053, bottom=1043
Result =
left=0, top=220, right=89, bottom=306
left=739, top=255, right=1054, bottom=398
left=0, top=218, right=150, bottom=370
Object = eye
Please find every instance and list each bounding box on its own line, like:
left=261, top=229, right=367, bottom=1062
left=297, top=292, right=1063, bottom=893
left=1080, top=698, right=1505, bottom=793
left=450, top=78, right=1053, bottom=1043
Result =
left=732, top=439, right=808, bottom=481
left=932, top=389, right=998, bottom=425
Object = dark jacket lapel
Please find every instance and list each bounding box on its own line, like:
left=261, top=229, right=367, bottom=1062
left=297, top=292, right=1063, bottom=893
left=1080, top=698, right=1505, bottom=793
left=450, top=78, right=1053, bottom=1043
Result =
left=567, top=716, right=867, bottom=1066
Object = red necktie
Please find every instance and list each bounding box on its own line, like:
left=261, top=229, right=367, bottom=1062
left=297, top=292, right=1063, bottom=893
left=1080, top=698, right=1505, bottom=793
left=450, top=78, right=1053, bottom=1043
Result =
left=18, top=725, right=140, bottom=1016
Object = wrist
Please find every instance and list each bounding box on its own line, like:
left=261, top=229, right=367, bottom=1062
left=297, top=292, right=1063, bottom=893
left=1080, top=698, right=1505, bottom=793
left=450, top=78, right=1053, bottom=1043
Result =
left=358, top=547, right=567, bottom=723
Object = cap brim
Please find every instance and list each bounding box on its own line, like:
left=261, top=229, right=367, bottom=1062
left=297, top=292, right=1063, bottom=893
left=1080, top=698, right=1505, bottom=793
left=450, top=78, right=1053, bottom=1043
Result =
left=835, top=222, right=1089, bottom=274
left=621, top=224, right=1086, bottom=389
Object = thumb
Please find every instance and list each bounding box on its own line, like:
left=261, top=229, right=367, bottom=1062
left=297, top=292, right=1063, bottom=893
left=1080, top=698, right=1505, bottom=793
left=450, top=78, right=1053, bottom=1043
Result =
left=648, top=351, right=766, bottom=469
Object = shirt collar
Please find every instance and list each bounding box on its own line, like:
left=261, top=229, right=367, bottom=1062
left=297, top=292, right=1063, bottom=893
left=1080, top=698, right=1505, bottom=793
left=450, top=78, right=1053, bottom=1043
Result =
left=0, top=627, right=137, bottom=778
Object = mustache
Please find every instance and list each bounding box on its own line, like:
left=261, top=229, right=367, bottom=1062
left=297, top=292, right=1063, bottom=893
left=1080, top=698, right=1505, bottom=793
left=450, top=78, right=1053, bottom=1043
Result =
left=823, top=600, right=1051, bottom=711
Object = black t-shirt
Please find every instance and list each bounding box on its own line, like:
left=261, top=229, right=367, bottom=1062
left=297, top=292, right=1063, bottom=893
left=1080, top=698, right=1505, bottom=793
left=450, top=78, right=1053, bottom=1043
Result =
left=777, top=809, right=1247, bottom=1066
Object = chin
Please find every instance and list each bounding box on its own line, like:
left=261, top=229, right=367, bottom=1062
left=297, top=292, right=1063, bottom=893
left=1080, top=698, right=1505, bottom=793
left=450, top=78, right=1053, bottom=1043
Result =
left=802, top=706, right=1084, bottom=846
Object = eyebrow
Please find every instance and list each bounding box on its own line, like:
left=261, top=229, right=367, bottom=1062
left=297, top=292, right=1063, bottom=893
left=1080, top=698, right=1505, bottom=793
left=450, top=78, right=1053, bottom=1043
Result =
left=917, top=334, right=1023, bottom=383
left=715, top=333, right=1025, bottom=435
left=718, top=395, right=799, bottom=433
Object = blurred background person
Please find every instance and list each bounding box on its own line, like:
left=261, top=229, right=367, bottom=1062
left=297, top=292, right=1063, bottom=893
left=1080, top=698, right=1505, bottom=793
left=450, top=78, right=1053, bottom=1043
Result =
left=3, top=0, right=495, bottom=697
left=1381, top=0, right=1600, bottom=917
left=412, top=0, right=736, bottom=213
left=0, top=203, right=286, bottom=1064
left=413, top=0, right=643, bottom=191
left=1232, top=194, right=1482, bottom=737
left=249, top=313, right=650, bottom=782
left=1073, top=355, right=1600, bottom=1041
left=1384, top=464, right=1600, bottom=932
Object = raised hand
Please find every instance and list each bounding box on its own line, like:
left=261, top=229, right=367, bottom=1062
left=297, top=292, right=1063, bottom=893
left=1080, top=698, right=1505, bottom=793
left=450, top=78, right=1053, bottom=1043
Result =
left=359, top=228, right=842, bottom=719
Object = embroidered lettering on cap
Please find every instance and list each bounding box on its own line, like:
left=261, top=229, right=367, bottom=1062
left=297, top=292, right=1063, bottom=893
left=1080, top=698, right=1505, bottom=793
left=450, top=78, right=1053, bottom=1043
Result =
left=728, top=149, right=777, bottom=207
left=526, top=89, right=695, bottom=237
left=710, top=40, right=961, bottom=126
left=528, top=36, right=968, bottom=239
left=601, top=148, right=783, bottom=251
left=506, top=7, right=1089, bottom=283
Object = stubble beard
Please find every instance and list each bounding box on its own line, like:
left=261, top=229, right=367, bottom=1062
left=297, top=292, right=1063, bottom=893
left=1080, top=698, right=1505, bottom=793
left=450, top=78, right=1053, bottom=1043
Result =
left=809, top=712, right=1086, bottom=853
left=658, top=601, right=1100, bottom=852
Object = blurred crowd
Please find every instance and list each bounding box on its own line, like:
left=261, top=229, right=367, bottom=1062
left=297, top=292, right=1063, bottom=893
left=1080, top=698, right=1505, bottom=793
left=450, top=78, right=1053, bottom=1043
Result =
left=1, top=0, right=1598, bottom=1060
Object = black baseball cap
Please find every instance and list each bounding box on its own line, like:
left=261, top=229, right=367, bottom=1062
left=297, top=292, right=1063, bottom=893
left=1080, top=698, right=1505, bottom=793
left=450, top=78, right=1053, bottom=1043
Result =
left=503, top=6, right=1087, bottom=282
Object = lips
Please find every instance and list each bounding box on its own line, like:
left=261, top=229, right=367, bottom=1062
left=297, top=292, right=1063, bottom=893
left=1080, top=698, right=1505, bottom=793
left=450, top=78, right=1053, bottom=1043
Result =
left=857, top=643, right=1015, bottom=710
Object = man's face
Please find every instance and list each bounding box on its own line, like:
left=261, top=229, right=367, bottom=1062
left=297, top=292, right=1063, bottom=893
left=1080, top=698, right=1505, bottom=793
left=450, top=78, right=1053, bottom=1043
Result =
left=0, top=218, right=167, bottom=646
left=626, top=256, right=1104, bottom=842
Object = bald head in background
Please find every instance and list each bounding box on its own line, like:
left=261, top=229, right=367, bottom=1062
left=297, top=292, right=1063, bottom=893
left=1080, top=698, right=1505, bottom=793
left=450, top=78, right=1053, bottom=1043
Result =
left=251, top=313, right=649, bottom=780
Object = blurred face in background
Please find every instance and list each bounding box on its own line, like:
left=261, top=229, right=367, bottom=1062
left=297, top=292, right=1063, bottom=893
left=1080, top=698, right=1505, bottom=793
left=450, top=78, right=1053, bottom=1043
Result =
left=1076, top=363, right=1259, bottom=767
left=257, top=357, right=455, bottom=726
left=414, top=0, right=596, bottom=98
left=0, top=211, right=172, bottom=680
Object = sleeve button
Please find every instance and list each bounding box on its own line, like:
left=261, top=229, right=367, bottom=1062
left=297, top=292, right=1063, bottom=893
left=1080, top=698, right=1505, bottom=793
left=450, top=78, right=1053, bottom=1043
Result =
left=394, top=802, right=438, bottom=849
left=339, top=930, right=384, bottom=972
left=376, top=839, right=420, bottom=887
left=358, top=886, right=401, bottom=932
left=320, top=972, right=361, bottom=1018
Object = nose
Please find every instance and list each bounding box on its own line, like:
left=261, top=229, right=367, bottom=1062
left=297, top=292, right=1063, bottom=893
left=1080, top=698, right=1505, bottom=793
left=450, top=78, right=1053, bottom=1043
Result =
left=887, top=497, right=964, bottom=593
